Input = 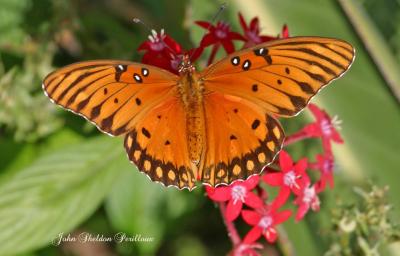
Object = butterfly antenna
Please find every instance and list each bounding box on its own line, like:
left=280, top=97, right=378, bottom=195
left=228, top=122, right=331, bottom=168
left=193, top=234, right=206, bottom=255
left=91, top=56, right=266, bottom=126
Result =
left=133, top=18, right=178, bottom=56
left=189, top=2, right=228, bottom=61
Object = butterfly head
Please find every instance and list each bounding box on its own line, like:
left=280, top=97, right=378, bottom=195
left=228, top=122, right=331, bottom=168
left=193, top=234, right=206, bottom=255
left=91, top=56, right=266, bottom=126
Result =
left=178, top=54, right=195, bottom=74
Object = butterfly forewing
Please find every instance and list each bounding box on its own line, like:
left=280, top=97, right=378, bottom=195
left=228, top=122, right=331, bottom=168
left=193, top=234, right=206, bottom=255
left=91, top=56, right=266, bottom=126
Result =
left=43, top=60, right=179, bottom=136
left=201, top=37, right=355, bottom=117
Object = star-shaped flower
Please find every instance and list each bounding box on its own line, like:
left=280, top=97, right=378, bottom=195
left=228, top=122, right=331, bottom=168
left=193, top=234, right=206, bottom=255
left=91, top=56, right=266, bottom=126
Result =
left=303, top=104, right=343, bottom=153
left=315, top=154, right=335, bottom=190
left=205, top=175, right=263, bottom=221
left=293, top=175, right=320, bottom=221
left=238, top=12, right=289, bottom=48
left=138, top=29, right=202, bottom=74
left=263, top=151, right=308, bottom=210
left=242, top=208, right=291, bottom=243
left=196, top=20, right=246, bottom=54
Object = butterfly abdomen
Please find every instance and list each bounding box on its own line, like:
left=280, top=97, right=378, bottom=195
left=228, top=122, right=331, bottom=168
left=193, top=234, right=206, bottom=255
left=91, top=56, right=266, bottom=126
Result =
left=178, top=72, right=206, bottom=166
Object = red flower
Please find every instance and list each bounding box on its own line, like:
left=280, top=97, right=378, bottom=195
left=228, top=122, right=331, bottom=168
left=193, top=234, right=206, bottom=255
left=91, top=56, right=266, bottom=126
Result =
left=231, top=243, right=263, bottom=256
left=238, top=13, right=290, bottom=48
left=303, top=104, right=343, bottom=153
left=263, top=151, right=308, bottom=210
left=206, top=175, right=263, bottom=221
left=242, top=208, right=291, bottom=243
left=315, top=154, right=335, bottom=190
left=293, top=175, right=320, bottom=221
left=196, top=20, right=245, bottom=54
left=138, top=29, right=202, bottom=74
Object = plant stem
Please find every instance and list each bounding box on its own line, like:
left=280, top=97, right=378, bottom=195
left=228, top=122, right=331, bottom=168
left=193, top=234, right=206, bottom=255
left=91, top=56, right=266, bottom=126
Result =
left=219, top=202, right=242, bottom=246
left=284, top=130, right=312, bottom=146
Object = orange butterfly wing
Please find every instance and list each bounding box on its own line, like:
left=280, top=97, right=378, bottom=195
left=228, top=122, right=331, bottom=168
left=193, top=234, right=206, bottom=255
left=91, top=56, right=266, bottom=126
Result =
left=200, top=93, right=284, bottom=185
left=124, top=97, right=196, bottom=189
left=43, top=60, right=196, bottom=189
left=43, top=60, right=178, bottom=136
left=198, top=37, right=354, bottom=186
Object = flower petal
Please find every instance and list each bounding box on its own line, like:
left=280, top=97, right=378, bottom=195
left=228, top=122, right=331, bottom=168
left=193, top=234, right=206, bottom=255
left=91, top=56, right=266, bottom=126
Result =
left=264, top=228, right=278, bottom=243
left=274, top=210, right=292, bottom=225
left=295, top=158, right=308, bottom=175
left=243, top=227, right=262, bottom=244
left=281, top=24, right=289, bottom=38
left=262, top=173, right=282, bottom=186
left=195, top=21, right=212, bottom=30
left=244, top=192, right=264, bottom=209
left=226, top=199, right=243, bottom=221
left=238, top=12, right=248, bottom=31
left=221, top=39, right=235, bottom=53
left=279, top=151, right=293, bottom=171
left=200, top=33, right=217, bottom=47
left=271, top=187, right=291, bottom=210
left=242, top=210, right=261, bottom=225
left=295, top=203, right=309, bottom=222
left=244, top=175, right=260, bottom=190
left=206, top=186, right=231, bottom=202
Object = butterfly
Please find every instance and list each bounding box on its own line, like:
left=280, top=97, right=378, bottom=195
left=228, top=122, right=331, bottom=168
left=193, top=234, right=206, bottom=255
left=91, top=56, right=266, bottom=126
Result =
left=42, top=36, right=354, bottom=190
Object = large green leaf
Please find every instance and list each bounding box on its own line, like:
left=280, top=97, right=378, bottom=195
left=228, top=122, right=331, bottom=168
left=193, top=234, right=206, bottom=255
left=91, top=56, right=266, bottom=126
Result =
left=0, top=136, right=124, bottom=255
left=105, top=161, right=195, bottom=255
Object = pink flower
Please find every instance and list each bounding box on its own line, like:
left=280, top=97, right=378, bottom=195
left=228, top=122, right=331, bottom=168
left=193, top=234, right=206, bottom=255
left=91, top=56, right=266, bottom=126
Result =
left=196, top=20, right=245, bottom=54
left=303, top=104, right=343, bottom=153
left=206, top=176, right=263, bottom=221
left=293, top=175, right=320, bottom=221
left=242, top=208, right=291, bottom=243
left=231, top=243, right=263, bottom=256
left=315, top=154, right=335, bottom=190
left=263, top=151, right=308, bottom=210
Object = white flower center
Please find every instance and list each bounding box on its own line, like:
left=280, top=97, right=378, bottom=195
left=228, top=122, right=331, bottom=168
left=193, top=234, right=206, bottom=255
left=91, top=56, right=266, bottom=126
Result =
left=246, top=31, right=261, bottom=43
left=258, top=216, right=273, bottom=229
left=231, top=185, right=247, bottom=204
left=303, top=186, right=316, bottom=204
left=148, top=29, right=166, bottom=51
left=320, top=119, right=332, bottom=136
left=283, top=170, right=297, bottom=187
left=215, top=29, right=227, bottom=39
left=323, top=159, right=333, bottom=174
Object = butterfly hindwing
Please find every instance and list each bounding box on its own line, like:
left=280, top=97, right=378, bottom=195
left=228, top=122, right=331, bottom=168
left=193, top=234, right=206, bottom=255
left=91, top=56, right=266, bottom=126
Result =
left=124, top=97, right=197, bottom=189
left=43, top=60, right=179, bottom=136
left=200, top=92, right=284, bottom=186
left=201, top=36, right=355, bottom=117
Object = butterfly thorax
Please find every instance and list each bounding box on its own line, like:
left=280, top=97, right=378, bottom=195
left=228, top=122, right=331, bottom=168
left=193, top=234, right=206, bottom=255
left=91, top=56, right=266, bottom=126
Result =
left=177, top=63, right=206, bottom=166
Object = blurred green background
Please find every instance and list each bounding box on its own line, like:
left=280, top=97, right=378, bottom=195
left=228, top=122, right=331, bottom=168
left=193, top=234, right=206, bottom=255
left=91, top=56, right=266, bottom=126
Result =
left=0, top=0, right=399, bottom=255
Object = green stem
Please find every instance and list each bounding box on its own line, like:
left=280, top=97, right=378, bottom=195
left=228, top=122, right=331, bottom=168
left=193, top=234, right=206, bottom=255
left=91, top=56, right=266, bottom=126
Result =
left=337, top=0, right=400, bottom=102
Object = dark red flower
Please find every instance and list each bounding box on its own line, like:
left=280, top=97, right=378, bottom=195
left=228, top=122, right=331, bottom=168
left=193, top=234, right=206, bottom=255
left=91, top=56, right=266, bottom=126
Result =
left=138, top=29, right=202, bottom=74
left=196, top=20, right=245, bottom=54
left=242, top=208, right=291, bottom=243
left=302, top=104, right=343, bottom=153
left=314, top=154, right=335, bottom=190
left=263, top=151, right=308, bottom=210
left=206, top=175, right=263, bottom=221
left=293, top=175, right=320, bottom=221
left=238, top=13, right=290, bottom=48
left=238, top=13, right=275, bottom=48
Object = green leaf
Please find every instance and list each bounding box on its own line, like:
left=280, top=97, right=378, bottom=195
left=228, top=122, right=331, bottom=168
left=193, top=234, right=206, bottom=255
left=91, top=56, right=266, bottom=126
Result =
left=0, top=136, right=124, bottom=255
left=105, top=162, right=194, bottom=255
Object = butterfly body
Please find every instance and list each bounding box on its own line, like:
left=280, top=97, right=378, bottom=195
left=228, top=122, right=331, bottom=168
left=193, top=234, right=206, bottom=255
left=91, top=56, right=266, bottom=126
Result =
left=42, top=37, right=355, bottom=190
left=176, top=60, right=206, bottom=166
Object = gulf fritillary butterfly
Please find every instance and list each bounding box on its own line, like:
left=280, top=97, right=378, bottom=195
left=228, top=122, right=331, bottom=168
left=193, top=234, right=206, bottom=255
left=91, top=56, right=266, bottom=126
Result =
left=43, top=36, right=354, bottom=190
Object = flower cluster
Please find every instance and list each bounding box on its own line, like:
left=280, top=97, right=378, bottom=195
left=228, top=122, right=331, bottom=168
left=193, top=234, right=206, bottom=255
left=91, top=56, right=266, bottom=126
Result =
left=137, top=12, right=343, bottom=256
